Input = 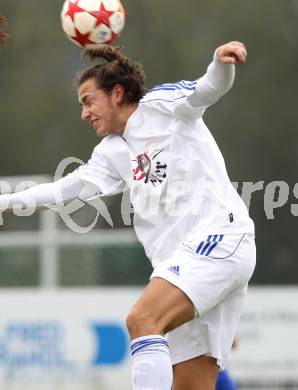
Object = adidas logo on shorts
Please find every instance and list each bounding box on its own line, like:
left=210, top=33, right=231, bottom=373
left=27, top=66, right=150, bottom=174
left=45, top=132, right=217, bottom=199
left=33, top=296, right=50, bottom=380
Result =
left=168, top=266, right=180, bottom=275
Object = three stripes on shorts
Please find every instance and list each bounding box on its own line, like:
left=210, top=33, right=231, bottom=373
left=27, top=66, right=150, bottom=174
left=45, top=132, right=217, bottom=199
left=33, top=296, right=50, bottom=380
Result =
left=196, top=234, right=224, bottom=256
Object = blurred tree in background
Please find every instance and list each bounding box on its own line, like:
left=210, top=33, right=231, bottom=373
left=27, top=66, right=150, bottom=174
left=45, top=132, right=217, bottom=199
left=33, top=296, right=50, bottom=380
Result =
left=0, top=0, right=298, bottom=285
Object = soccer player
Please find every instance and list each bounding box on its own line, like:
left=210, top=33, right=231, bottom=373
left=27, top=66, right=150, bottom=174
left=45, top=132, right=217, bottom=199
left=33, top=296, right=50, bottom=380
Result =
left=0, top=15, right=8, bottom=47
left=0, top=42, right=256, bottom=390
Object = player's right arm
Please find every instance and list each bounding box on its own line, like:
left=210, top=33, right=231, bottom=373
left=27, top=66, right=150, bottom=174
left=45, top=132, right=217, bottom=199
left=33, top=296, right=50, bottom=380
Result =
left=0, top=174, right=100, bottom=212
left=0, top=138, right=127, bottom=213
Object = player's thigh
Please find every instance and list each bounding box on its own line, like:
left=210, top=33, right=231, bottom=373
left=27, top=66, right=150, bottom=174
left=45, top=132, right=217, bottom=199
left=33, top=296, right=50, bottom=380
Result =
left=173, top=355, right=220, bottom=390
left=126, top=277, right=195, bottom=337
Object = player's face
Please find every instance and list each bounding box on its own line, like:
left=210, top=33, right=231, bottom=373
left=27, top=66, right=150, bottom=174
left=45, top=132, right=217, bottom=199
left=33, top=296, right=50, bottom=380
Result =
left=78, top=78, right=123, bottom=138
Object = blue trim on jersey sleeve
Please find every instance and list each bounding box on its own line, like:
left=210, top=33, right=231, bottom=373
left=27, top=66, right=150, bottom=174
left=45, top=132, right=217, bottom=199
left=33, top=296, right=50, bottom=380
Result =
left=147, top=80, right=197, bottom=94
left=148, top=80, right=197, bottom=93
left=140, top=95, right=188, bottom=104
left=140, top=79, right=197, bottom=104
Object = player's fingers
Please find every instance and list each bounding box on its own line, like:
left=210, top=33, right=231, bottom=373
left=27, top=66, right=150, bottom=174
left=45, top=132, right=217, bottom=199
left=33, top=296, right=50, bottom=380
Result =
left=228, top=42, right=247, bottom=61
left=233, top=47, right=247, bottom=64
left=220, top=56, right=237, bottom=65
left=240, top=48, right=247, bottom=63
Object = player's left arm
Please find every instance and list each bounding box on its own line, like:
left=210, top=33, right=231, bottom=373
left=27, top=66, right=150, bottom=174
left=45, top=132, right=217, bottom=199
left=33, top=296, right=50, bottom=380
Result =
left=188, top=41, right=247, bottom=108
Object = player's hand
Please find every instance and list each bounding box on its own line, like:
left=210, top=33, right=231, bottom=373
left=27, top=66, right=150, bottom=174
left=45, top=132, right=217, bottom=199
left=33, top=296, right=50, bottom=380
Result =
left=216, top=41, right=247, bottom=65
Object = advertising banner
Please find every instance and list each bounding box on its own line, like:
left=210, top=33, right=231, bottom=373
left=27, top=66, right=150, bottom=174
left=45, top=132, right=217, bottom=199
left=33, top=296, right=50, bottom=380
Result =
left=0, top=288, right=141, bottom=390
left=0, top=287, right=297, bottom=389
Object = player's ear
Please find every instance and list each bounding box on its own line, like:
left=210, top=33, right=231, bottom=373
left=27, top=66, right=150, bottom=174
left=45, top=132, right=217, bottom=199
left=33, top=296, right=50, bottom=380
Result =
left=113, top=84, right=125, bottom=104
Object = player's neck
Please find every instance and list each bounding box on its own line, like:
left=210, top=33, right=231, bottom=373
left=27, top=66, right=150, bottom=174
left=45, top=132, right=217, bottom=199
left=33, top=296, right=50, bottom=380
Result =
left=117, top=102, right=138, bottom=136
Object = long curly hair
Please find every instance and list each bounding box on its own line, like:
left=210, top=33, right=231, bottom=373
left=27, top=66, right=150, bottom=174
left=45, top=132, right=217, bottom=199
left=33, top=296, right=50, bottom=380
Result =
left=76, top=45, right=146, bottom=104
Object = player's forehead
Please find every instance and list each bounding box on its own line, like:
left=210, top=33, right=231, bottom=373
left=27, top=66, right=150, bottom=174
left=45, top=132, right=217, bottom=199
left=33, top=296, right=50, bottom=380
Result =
left=78, top=78, right=98, bottom=103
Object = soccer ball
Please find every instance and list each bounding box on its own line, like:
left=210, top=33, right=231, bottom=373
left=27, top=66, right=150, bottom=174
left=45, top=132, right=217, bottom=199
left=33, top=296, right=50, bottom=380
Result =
left=61, top=0, right=125, bottom=48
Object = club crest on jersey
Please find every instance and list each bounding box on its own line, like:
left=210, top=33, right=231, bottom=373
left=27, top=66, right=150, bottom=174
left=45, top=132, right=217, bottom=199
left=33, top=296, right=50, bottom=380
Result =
left=133, top=149, right=167, bottom=186
left=133, top=153, right=151, bottom=181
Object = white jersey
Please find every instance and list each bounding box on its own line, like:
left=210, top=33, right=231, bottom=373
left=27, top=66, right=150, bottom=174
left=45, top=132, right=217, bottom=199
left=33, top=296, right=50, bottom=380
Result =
left=74, top=54, right=254, bottom=267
